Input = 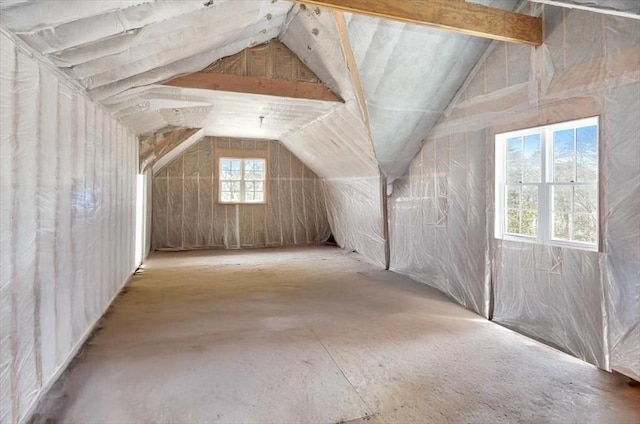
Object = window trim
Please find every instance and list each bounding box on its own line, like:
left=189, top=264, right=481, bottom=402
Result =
left=218, top=157, right=267, bottom=205
left=495, top=116, right=599, bottom=252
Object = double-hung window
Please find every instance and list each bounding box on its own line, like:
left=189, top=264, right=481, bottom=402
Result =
left=219, top=158, right=266, bottom=204
left=495, top=117, right=599, bottom=251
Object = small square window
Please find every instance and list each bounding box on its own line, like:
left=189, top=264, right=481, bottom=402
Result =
left=219, top=158, right=266, bottom=204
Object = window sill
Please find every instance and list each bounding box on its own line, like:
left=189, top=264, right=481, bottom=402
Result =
left=496, top=235, right=599, bottom=253
left=218, top=202, right=267, bottom=205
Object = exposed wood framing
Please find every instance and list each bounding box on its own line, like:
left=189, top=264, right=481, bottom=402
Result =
left=139, top=127, right=200, bottom=173
left=334, top=10, right=391, bottom=270
left=299, top=0, right=543, bottom=46
left=202, top=39, right=321, bottom=83
left=163, top=72, right=342, bottom=102
left=333, top=11, right=375, bottom=149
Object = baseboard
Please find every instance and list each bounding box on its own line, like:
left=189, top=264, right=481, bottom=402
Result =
left=19, top=269, right=137, bottom=424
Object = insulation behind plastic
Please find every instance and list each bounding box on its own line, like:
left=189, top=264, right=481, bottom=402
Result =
left=322, top=178, right=386, bottom=268
left=281, top=100, right=386, bottom=267
left=151, top=137, right=330, bottom=250
left=390, top=5, right=639, bottom=379
left=0, top=33, right=137, bottom=424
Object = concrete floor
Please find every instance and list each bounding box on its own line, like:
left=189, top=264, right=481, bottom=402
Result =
left=34, top=247, right=639, bottom=424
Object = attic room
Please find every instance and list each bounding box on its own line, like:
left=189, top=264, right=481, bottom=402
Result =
left=0, top=0, right=638, bottom=423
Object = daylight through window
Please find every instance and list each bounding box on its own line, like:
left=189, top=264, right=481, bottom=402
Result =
left=219, top=158, right=266, bottom=204
left=495, top=117, right=599, bottom=251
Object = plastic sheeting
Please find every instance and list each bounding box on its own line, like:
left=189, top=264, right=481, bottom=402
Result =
left=281, top=99, right=385, bottom=267
left=391, top=128, right=491, bottom=317
left=322, top=178, right=386, bottom=268
left=0, top=32, right=137, bottom=424
left=530, top=0, right=640, bottom=18
left=1, top=0, right=293, bottom=100
left=390, top=4, right=639, bottom=379
left=152, top=137, right=330, bottom=250
left=278, top=4, right=385, bottom=266
left=343, top=0, right=517, bottom=181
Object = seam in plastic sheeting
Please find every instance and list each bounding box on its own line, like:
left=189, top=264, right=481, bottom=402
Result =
left=0, top=33, right=138, bottom=424
left=389, top=6, right=639, bottom=380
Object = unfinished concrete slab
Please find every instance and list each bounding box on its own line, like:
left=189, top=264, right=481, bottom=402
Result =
left=32, top=247, right=639, bottom=424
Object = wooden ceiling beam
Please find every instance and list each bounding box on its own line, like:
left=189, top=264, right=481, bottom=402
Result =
left=296, top=0, right=543, bottom=46
left=163, top=72, right=343, bottom=103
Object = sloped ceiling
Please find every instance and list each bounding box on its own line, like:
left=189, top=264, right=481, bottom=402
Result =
left=1, top=0, right=538, bottom=181
left=343, top=0, right=522, bottom=180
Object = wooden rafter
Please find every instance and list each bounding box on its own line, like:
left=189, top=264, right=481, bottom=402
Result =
left=333, top=10, right=391, bottom=270
left=297, top=0, right=543, bottom=46
left=163, top=73, right=343, bottom=103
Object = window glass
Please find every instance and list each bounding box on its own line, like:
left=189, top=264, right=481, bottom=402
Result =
left=553, top=128, right=575, bottom=183
left=576, top=125, right=598, bottom=182
left=496, top=117, right=598, bottom=250
left=219, top=158, right=266, bottom=204
left=523, top=134, right=541, bottom=183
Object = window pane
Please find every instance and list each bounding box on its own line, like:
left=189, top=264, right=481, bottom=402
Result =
left=574, top=185, right=597, bottom=213
left=522, top=134, right=541, bottom=183
left=521, top=185, right=538, bottom=237
left=221, top=192, right=231, bottom=202
left=507, top=137, right=523, bottom=161
left=507, top=209, right=520, bottom=234
left=506, top=137, right=522, bottom=183
left=246, top=192, right=255, bottom=201
left=244, top=160, right=254, bottom=179
left=506, top=162, right=521, bottom=183
left=255, top=182, right=264, bottom=192
left=521, top=185, right=538, bottom=210
left=553, top=186, right=573, bottom=213
left=246, top=181, right=254, bottom=191
left=553, top=213, right=570, bottom=240
left=576, top=125, right=597, bottom=182
left=244, top=160, right=265, bottom=180
left=506, top=186, right=520, bottom=209
left=221, top=159, right=241, bottom=180
left=254, top=192, right=264, bottom=202
left=554, top=129, right=576, bottom=182
left=574, top=213, right=597, bottom=243
left=521, top=210, right=538, bottom=237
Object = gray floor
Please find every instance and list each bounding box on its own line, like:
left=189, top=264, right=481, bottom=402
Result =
left=34, top=247, right=639, bottom=423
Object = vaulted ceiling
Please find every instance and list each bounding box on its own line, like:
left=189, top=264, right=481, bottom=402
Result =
left=1, top=0, right=585, bottom=181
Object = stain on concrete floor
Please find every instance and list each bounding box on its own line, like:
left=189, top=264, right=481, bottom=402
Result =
left=32, top=247, right=639, bottom=423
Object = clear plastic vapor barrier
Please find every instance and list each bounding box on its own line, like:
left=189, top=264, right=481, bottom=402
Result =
left=390, top=5, right=639, bottom=380
left=1, top=33, right=138, bottom=424
left=152, top=137, right=330, bottom=249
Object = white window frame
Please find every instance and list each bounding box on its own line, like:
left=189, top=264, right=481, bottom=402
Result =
left=495, top=116, right=599, bottom=252
left=218, top=157, right=267, bottom=204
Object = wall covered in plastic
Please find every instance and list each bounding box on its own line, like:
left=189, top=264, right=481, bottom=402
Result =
left=322, top=178, right=386, bottom=268
left=281, top=101, right=386, bottom=268
left=0, top=33, right=137, bottom=424
left=152, top=137, right=330, bottom=249
left=390, top=5, right=639, bottom=380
